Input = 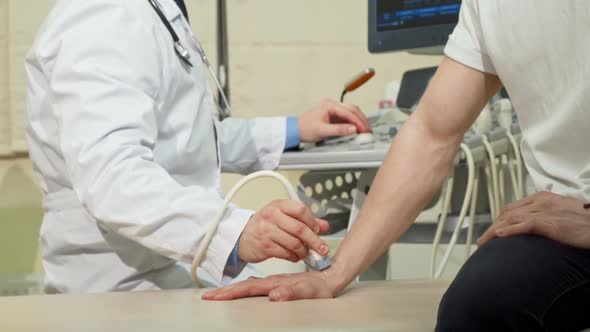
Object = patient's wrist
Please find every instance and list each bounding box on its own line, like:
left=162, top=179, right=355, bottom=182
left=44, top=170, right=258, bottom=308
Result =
left=322, top=259, right=353, bottom=296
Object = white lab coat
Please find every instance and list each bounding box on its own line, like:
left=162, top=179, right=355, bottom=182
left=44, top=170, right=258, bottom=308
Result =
left=25, top=0, right=287, bottom=293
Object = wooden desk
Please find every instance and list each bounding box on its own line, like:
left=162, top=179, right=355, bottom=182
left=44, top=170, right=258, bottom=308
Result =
left=0, top=280, right=450, bottom=332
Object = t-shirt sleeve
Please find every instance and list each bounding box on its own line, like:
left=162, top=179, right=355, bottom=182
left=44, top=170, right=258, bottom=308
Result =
left=444, top=0, right=496, bottom=74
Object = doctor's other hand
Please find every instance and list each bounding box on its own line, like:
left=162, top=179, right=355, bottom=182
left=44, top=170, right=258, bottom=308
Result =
left=298, top=99, right=371, bottom=142
left=202, top=271, right=338, bottom=301
left=477, top=191, right=590, bottom=249
left=238, top=200, right=330, bottom=264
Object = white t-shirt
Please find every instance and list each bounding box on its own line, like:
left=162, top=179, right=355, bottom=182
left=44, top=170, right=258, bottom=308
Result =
left=445, top=0, right=590, bottom=201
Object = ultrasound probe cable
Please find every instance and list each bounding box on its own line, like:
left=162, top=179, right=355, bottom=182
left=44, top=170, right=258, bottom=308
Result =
left=431, top=143, right=476, bottom=278
left=191, top=171, right=332, bottom=288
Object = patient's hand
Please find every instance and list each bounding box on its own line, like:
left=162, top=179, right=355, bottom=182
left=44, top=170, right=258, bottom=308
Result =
left=297, top=99, right=371, bottom=142
left=202, top=271, right=337, bottom=301
left=477, top=191, right=590, bottom=249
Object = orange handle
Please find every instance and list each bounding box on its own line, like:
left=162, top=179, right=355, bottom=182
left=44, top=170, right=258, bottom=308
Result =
left=344, top=68, right=375, bottom=92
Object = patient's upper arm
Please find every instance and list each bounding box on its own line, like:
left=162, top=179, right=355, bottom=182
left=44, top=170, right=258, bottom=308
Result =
left=412, top=56, right=502, bottom=144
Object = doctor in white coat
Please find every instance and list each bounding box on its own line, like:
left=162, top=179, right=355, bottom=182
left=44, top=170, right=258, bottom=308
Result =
left=25, top=0, right=370, bottom=293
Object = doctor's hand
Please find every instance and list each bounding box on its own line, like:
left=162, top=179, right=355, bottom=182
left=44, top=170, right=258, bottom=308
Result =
left=238, top=200, right=330, bottom=263
left=202, top=271, right=337, bottom=301
left=477, top=191, right=590, bottom=249
left=298, top=99, right=371, bottom=142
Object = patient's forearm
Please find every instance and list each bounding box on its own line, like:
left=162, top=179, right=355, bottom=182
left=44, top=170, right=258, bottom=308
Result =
left=326, top=117, right=460, bottom=292
left=321, top=58, right=501, bottom=294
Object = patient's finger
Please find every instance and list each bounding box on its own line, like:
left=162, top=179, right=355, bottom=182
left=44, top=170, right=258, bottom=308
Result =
left=202, top=278, right=275, bottom=301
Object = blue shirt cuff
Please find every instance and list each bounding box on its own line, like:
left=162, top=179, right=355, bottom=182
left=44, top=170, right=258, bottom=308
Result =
left=284, top=116, right=301, bottom=151
left=223, top=236, right=247, bottom=278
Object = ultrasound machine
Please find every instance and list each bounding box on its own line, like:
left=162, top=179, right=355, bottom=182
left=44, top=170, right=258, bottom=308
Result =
left=279, top=0, right=523, bottom=281
left=281, top=0, right=463, bottom=170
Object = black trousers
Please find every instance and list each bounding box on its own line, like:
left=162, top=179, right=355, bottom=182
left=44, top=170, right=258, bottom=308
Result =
left=436, top=235, right=590, bottom=332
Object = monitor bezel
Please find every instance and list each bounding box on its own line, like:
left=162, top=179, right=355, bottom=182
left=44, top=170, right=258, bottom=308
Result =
left=368, top=0, right=459, bottom=54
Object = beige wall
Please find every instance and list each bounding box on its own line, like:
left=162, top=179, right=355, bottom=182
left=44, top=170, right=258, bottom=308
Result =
left=7, top=0, right=54, bottom=152
left=0, top=0, right=10, bottom=155
left=0, top=0, right=442, bottom=273
left=224, top=0, right=442, bottom=118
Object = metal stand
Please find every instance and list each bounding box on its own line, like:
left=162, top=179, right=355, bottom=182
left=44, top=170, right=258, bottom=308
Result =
left=217, top=0, right=230, bottom=113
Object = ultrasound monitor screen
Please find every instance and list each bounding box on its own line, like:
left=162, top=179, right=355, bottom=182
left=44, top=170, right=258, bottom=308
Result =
left=377, top=0, right=461, bottom=32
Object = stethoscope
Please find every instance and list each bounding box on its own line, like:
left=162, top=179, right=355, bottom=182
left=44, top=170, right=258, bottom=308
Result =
left=147, top=0, right=232, bottom=119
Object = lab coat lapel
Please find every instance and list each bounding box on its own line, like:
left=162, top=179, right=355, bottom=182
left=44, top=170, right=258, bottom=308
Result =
left=157, top=0, right=222, bottom=175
